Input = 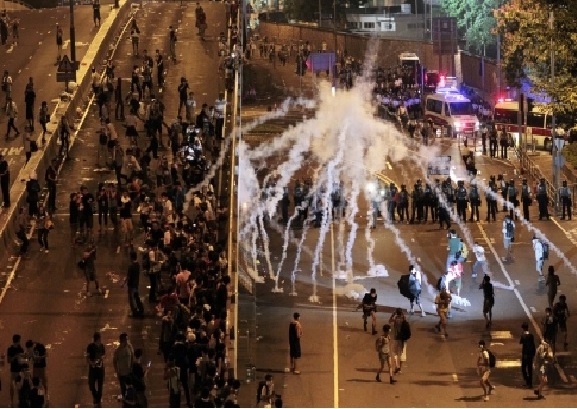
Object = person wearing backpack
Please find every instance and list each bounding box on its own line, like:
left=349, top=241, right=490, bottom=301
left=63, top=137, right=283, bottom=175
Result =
left=434, top=288, right=451, bottom=337
left=502, top=215, right=515, bottom=262
left=389, top=308, right=410, bottom=374
left=477, top=340, right=495, bottom=401
left=375, top=324, right=396, bottom=384
left=532, top=236, right=544, bottom=281
left=533, top=339, right=550, bottom=399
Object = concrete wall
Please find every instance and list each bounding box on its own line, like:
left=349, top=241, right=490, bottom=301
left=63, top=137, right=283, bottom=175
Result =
left=258, top=22, right=458, bottom=73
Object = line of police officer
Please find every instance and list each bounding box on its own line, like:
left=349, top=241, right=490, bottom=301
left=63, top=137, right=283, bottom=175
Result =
left=372, top=175, right=572, bottom=226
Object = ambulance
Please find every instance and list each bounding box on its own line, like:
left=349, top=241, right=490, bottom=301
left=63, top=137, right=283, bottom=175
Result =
left=424, top=82, right=479, bottom=138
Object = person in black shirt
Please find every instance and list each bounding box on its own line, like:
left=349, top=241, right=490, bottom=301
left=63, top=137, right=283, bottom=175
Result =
left=479, top=275, right=495, bottom=329
left=131, top=348, right=148, bottom=407
left=520, top=322, right=536, bottom=388
left=87, top=331, right=106, bottom=406
left=24, top=78, right=36, bottom=131
left=0, top=154, right=10, bottom=207
left=81, top=186, right=95, bottom=242
left=29, top=376, right=45, bottom=408
left=177, top=77, right=189, bottom=116
left=360, top=288, right=378, bottom=334
left=7, top=334, right=24, bottom=407
left=45, top=161, right=57, bottom=213
left=93, top=0, right=101, bottom=26
left=123, top=251, right=144, bottom=317
left=69, top=192, right=80, bottom=246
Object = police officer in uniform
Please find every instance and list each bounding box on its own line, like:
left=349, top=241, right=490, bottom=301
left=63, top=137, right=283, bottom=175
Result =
left=508, top=179, right=518, bottom=220
left=469, top=181, right=480, bottom=222
left=560, top=180, right=572, bottom=220
left=388, top=182, right=398, bottom=222
left=410, top=180, right=423, bottom=224
left=423, top=183, right=434, bottom=223
left=486, top=175, right=498, bottom=222
left=456, top=180, right=468, bottom=222
left=536, top=178, right=549, bottom=220
left=489, top=127, right=498, bottom=158
left=498, top=174, right=508, bottom=212
left=443, top=177, right=455, bottom=213
left=397, top=184, right=410, bottom=222
left=521, top=178, right=532, bottom=221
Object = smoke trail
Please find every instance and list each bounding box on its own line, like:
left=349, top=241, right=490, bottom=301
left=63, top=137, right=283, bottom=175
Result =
left=256, top=211, right=275, bottom=283
left=344, top=180, right=361, bottom=282
left=274, top=206, right=303, bottom=292
left=365, top=209, right=376, bottom=273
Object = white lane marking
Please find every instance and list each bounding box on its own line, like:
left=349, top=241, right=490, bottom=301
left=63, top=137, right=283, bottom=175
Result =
left=477, top=222, right=569, bottom=382
left=514, top=280, right=520, bottom=285
left=0, top=257, right=21, bottom=305
left=452, top=373, right=458, bottom=382
left=551, top=217, right=577, bottom=246
left=530, top=306, right=536, bottom=312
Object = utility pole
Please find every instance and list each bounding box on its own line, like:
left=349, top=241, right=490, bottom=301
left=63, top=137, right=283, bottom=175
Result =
left=69, top=0, right=76, bottom=65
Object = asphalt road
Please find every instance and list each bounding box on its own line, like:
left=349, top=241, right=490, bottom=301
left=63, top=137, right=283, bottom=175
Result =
left=0, top=1, right=230, bottom=407
left=236, top=52, right=577, bottom=407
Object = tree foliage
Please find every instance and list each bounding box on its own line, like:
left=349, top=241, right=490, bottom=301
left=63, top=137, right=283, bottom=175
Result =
left=495, top=0, right=577, bottom=113
left=441, top=0, right=500, bottom=53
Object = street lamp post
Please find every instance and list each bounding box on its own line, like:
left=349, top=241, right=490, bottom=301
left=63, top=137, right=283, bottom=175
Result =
left=69, top=0, right=76, bottom=65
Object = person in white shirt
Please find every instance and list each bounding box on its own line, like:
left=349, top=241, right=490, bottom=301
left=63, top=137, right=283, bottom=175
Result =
left=532, top=236, right=544, bottom=280
left=472, top=242, right=487, bottom=278
left=408, top=265, right=425, bottom=316
left=502, top=215, right=515, bottom=262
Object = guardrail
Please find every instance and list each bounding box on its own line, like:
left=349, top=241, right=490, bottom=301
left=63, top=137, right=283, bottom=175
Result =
left=0, top=0, right=134, bottom=268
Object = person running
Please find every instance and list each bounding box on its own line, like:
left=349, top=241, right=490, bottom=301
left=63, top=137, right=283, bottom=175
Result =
left=80, top=244, right=101, bottom=296
left=533, top=340, right=550, bottom=399
left=477, top=340, right=494, bottom=401
left=471, top=241, right=487, bottom=278
left=389, top=308, right=409, bottom=374
left=375, top=324, right=396, bottom=384
left=542, top=307, right=558, bottom=357
left=434, top=288, right=451, bottom=337
left=479, top=275, right=495, bottom=329
left=360, top=288, right=377, bottom=334
left=288, top=312, right=303, bottom=374
left=553, top=294, right=570, bottom=350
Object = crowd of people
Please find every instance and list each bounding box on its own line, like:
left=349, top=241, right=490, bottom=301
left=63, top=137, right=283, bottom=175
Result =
left=1, top=0, right=248, bottom=407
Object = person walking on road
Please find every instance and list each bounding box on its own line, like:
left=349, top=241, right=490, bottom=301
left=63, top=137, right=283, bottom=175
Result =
left=5, top=96, right=19, bottom=139
left=0, top=153, right=10, bottom=207
left=37, top=211, right=53, bottom=253
left=477, top=340, right=494, bottom=401
left=408, top=265, right=425, bottom=316
left=87, top=331, right=106, bottom=407
left=375, top=324, right=396, bottom=384
left=130, top=20, right=140, bottom=56
left=93, top=0, right=101, bottom=27
left=169, top=25, right=177, bottom=61
left=533, top=340, right=550, bottom=399
left=502, top=215, right=515, bottom=262
left=389, top=308, right=410, bottom=374
left=542, top=307, right=558, bottom=357
left=113, top=332, right=134, bottom=399
left=520, top=322, right=536, bottom=389
left=545, top=266, right=560, bottom=308
left=23, top=125, right=32, bottom=164
left=479, top=275, right=494, bottom=329
left=80, top=244, right=101, bottom=296
left=122, top=251, right=145, bottom=317
left=55, top=23, right=63, bottom=64
left=2, top=69, right=12, bottom=106
left=532, top=236, right=544, bottom=281
left=7, top=334, right=25, bottom=407
left=553, top=294, right=570, bottom=350
left=289, top=312, right=302, bottom=374
left=359, top=288, right=377, bottom=334
left=434, top=288, right=451, bottom=337
left=45, top=160, right=57, bottom=213
left=471, top=242, right=487, bottom=278
left=24, top=77, right=35, bottom=131
left=38, top=101, right=50, bottom=144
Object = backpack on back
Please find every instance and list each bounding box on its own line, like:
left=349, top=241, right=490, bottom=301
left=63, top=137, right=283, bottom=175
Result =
left=487, top=350, right=496, bottom=368
left=397, top=274, right=412, bottom=299
left=506, top=220, right=514, bottom=238
left=541, top=240, right=549, bottom=260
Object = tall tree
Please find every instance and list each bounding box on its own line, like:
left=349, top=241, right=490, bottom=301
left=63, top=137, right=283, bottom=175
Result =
left=494, top=0, right=577, bottom=113
left=441, top=0, right=500, bottom=53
